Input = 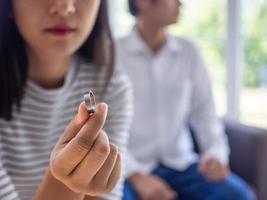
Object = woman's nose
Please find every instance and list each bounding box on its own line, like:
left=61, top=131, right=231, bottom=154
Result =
left=49, top=0, right=76, bottom=17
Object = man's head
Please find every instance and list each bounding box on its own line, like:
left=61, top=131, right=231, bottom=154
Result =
left=128, top=0, right=182, bottom=27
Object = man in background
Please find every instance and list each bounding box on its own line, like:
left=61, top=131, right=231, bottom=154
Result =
left=116, top=0, right=255, bottom=199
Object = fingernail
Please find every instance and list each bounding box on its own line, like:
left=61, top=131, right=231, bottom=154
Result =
left=77, top=102, right=89, bottom=120
left=98, top=103, right=108, bottom=113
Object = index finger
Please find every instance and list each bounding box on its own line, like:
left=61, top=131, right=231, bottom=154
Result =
left=59, top=102, right=91, bottom=145
left=72, top=102, right=108, bottom=150
left=58, top=103, right=108, bottom=170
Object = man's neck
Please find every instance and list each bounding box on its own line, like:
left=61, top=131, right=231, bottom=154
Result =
left=137, top=19, right=167, bottom=54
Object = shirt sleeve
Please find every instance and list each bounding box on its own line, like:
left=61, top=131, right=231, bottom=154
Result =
left=188, top=42, right=230, bottom=165
left=123, top=150, right=149, bottom=178
left=100, top=69, right=134, bottom=200
left=0, top=135, right=20, bottom=200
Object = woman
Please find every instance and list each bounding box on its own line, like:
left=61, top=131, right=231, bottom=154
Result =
left=0, top=0, right=133, bottom=200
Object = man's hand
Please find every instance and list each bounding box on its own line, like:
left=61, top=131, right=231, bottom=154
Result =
left=198, top=156, right=229, bottom=182
left=128, top=173, right=177, bottom=200
left=49, top=102, right=121, bottom=196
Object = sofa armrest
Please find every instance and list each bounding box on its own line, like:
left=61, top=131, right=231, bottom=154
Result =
left=224, top=118, right=267, bottom=200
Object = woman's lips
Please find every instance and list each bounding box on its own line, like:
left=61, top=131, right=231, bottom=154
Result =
left=45, top=26, right=76, bottom=36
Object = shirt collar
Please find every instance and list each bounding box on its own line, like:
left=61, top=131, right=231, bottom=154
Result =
left=126, top=27, right=181, bottom=54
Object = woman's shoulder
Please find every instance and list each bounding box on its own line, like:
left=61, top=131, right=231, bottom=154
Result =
left=77, top=58, right=133, bottom=104
left=106, top=67, right=133, bottom=100
left=110, top=67, right=132, bottom=88
left=78, top=57, right=131, bottom=87
left=104, top=66, right=133, bottom=109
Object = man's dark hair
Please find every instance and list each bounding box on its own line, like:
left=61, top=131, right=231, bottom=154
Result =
left=0, top=0, right=114, bottom=120
left=128, top=0, right=138, bottom=16
left=128, top=0, right=157, bottom=16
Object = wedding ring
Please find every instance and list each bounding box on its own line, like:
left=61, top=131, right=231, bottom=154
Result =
left=84, top=90, right=96, bottom=114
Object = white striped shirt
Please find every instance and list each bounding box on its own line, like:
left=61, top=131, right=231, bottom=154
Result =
left=0, top=56, right=133, bottom=200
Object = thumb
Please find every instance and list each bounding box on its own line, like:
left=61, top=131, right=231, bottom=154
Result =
left=76, top=102, right=91, bottom=126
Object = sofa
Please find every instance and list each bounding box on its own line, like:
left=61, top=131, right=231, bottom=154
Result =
left=224, top=119, right=267, bottom=200
left=191, top=118, right=267, bottom=200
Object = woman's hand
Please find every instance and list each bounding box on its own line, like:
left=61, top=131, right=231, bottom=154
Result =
left=49, top=102, right=121, bottom=196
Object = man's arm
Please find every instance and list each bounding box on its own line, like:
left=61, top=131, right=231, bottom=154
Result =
left=188, top=43, right=230, bottom=181
left=188, top=43, right=230, bottom=164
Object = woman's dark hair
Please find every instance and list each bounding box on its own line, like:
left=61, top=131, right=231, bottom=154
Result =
left=0, top=0, right=114, bottom=121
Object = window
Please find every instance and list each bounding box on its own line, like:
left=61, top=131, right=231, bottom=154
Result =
left=169, top=0, right=227, bottom=116
left=109, top=0, right=135, bottom=38
left=241, top=0, right=267, bottom=128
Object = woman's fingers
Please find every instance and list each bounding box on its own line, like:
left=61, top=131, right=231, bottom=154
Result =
left=107, top=153, right=121, bottom=191
left=106, top=152, right=121, bottom=192
left=50, top=101, right=122, bottom=195
left=90, top=144, right=119, bottom=191
left=69, top=103, right=108, bottom=151
left=59, top=102, right=90, bottom=144
left=69, top=131, right=110, bottom=188
left=66, top=134, right=121, bottom=195
left=50, top=103, right=108, bottom=177
left=61, top=102, right=108, bottom=145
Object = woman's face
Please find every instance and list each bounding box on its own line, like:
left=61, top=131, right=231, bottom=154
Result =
left=12, top=0, right=101, bottom=59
